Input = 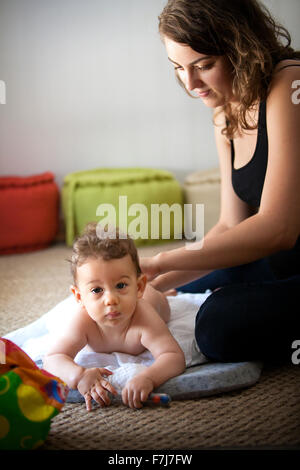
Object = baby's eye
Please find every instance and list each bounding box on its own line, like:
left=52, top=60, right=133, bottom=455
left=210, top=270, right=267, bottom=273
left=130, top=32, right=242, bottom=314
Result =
left=91, top=287, right=103, bottom=294
left=116, top=282, right=127, bottom=289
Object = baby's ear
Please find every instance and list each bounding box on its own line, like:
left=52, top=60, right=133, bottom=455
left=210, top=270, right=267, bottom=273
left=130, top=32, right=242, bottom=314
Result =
left=137, top=274, right=147, bottom=298
left=70, top=285, right=82, bottom=303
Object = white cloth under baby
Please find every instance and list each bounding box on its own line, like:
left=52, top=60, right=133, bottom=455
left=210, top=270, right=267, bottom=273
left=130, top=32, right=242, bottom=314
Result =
left=4, top=292, right=211, bottom=395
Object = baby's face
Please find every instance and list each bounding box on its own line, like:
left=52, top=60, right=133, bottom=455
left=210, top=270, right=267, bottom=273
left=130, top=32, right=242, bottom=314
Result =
left=74, top=255, right=146, bottom=328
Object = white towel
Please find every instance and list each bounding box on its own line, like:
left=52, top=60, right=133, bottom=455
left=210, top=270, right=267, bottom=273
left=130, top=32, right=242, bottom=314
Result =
left=4, top=292, right=211, bottom=394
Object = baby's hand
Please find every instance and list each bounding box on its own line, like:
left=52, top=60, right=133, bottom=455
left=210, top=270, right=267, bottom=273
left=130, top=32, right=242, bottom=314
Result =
left=77, top=367, right=118, bottom=411
left=122, top=375, right=154, bottom=409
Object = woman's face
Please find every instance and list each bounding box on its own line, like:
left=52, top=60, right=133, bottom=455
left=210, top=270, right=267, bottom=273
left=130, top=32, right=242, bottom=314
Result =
left=163, top=36, right=236, bottom=107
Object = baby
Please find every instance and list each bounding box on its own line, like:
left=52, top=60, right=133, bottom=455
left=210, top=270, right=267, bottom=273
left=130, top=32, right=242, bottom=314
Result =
left=43, top=222, right=185, bottom=410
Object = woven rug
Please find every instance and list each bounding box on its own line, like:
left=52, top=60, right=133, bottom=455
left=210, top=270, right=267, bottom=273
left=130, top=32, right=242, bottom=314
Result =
left=0, top=242, right=299, bottom=450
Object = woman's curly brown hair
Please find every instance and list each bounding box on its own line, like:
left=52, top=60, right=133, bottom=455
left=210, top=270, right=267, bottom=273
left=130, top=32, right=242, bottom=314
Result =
left=158, top=0, right=300, bottom=139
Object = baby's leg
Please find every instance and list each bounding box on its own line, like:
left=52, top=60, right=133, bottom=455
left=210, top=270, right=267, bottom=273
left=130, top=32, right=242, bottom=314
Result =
left=143, top=284, right=171, bottom=323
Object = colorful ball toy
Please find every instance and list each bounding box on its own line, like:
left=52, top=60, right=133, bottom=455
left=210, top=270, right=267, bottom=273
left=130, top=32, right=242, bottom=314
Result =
left=0, top=338, right=68, bottom=450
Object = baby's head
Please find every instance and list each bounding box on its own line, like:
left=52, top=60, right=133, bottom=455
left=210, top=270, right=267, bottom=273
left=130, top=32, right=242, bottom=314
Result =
left=70, top=222, right=142, bottom=286
left=69, top=223, right=146, bottom=324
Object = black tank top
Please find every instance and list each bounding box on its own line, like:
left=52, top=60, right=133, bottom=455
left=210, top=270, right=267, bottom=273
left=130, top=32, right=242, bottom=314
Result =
left=231, top=100, right=267, bottom=208
left=229, top=63, right=300, bottom=278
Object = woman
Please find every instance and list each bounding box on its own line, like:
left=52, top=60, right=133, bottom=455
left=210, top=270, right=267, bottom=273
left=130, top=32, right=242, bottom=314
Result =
left=141, top=0, right=300, bottom=363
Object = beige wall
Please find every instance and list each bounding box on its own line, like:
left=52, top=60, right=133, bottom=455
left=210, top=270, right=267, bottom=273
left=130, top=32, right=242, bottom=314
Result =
left=0, top=0, right=299, bottom=188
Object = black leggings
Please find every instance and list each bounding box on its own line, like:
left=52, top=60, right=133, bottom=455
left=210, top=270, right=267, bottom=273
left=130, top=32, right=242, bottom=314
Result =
left=178, top=259, right=300, bottom=363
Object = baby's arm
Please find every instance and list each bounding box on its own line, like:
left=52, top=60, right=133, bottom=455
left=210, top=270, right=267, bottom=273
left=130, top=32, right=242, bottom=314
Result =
left=122, top=300, right=185, bottom=408
left=43, top=316, right=88, bottom=388
left=43, top=313, right=117, bottom=410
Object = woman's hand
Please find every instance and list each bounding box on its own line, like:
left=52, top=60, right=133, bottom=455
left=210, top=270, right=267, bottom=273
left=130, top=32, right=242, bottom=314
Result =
left=140, top=255, right=161, bottom=282
left=77, top=367, right=118, bottom=411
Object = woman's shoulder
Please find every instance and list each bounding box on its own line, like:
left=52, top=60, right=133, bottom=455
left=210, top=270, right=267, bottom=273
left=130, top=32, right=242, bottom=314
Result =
left=269, top=59, right=300, bottom=93
left=273, top=58, right=300, bottom=74
left=265, top=58, right=300, bottom=170
left=266, top=58, right=300, bottom=108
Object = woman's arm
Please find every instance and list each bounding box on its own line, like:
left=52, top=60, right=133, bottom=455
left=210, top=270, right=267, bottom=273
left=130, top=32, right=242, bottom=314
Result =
left=149, top=221, right=229, bottom=291
left=143, top=109, right=255, bottom=286
left=156, top=210, right=292, bottom=275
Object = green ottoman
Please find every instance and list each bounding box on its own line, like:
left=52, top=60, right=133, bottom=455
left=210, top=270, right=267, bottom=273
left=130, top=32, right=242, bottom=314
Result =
left=62, top=167, right=184, bottom=247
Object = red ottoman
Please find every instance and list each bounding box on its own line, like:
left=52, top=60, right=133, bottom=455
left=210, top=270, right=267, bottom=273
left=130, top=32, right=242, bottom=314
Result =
left=0, top=172, right=59, bottom=254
